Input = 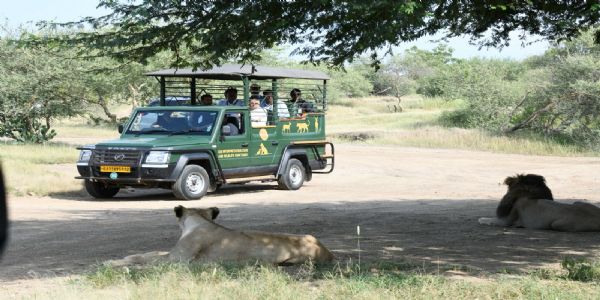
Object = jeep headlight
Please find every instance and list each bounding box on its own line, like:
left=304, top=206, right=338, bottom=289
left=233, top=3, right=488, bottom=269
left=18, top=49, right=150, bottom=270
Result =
left=79, top=150, right=92, bottom=162
left=145, top=151, right=170, bottom=164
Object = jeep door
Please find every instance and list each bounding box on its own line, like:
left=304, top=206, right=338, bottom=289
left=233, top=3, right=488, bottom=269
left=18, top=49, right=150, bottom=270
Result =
left=248, top=125, right=279, bottom=167
left=216, top=111, right=250, bottom=170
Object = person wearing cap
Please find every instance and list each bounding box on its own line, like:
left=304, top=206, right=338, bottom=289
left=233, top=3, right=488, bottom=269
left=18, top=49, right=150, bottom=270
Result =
left=218, top=86, right=244, bottom=106
left=261, top=89, right=290, bottom=119
left=288, top=88, right=315, bottom=116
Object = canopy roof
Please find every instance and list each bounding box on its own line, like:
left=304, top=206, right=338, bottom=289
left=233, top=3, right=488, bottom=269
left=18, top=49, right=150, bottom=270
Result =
left=146, top=64, right=330, bottom=81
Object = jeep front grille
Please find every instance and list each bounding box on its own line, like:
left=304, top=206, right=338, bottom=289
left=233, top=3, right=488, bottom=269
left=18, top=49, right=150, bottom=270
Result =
left=92, top=149, right=141, bottom=165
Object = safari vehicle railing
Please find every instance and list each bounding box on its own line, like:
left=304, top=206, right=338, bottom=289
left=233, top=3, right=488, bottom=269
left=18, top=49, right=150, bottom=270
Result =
left=145, top=64, right=330, bottom=121
left=288, top=140, right=335, bottom=174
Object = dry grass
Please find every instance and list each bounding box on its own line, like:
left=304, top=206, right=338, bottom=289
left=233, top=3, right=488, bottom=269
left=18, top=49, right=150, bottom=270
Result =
left=0, top=144, right=82, bottom=196
left=3, top=262, right=600, bottom=300
left=327, top=96, right=593, bottom=157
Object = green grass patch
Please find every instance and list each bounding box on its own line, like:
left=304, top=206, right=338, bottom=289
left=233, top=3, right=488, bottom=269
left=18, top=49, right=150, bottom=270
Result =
left=561, top=258, right=600, bottom=282
left=11, top=261, right=600, bottom=299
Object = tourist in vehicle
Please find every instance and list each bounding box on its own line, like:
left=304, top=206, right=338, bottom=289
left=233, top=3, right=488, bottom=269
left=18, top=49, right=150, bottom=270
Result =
left=250, top=83, right=263, bottom=100
left=249, top=97, right=268, bottom=127
left=223, top=116, right=240, bottom=135
left=199, top=94, right=213, bottom=106
left=261, top=89, right=290, bottom=119
left=218, top=86, right=244, bottom=106
left=155, top=112, right=173, bottom=129
left=289, top=88, right=315, bottom=115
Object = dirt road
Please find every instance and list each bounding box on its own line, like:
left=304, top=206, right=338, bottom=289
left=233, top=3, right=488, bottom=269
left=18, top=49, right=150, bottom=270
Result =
left=2, top=144, right=600, bottom=281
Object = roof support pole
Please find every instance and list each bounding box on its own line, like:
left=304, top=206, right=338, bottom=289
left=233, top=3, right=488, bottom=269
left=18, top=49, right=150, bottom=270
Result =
left=190, top=78, right=197, bottom=105
left=323, top=80, right=328, bottom=111
left=242, top=76, right=249, bottom=105
left=160, top=76, right=166, bottom=106
left=272, top=79, right=279, bottom=120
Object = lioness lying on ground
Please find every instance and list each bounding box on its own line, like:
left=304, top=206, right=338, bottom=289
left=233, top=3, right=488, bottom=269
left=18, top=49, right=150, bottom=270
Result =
left=109, top=206, right=334, bottom=266
left=479, top=174, right=600, bottom=231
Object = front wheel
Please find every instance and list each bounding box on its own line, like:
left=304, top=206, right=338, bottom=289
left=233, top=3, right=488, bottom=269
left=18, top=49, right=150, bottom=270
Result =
left=278, top=158, right=306, bottom=190
left=172, top=165, right=210, bottom=200
left=85, top=180, right=120, bottom=199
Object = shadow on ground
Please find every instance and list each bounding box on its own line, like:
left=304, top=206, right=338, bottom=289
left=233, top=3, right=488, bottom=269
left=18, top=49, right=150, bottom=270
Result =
left=48, top=182, right=280, bottom=202
left=2, top=198, right=600, bottom=281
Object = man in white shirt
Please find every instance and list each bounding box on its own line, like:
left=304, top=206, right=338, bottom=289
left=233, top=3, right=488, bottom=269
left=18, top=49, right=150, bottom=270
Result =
left=261, top=89, right=290, bottom=119
left=249, top=97, right=268, bottom=127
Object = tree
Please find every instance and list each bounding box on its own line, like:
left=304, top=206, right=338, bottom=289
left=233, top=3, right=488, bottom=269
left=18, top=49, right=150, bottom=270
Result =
left=35, top=1, right=600, bottom=69
left=0, top=37, right=86, bottom=142
left=0, top=27, right=160, bottom=143
left=441, top=29, right=600, bottom=148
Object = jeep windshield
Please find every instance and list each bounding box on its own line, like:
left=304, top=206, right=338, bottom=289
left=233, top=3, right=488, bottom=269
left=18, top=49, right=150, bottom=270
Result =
left=126, top=110, right=218, bottom=135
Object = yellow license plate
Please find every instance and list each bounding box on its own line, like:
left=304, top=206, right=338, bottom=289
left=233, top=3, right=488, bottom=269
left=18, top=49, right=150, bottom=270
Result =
left=100, top=166, right=131, bottom=173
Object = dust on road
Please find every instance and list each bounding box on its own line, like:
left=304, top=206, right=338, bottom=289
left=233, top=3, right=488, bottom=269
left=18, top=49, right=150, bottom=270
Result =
left=2, top=144, right=600, bottom=281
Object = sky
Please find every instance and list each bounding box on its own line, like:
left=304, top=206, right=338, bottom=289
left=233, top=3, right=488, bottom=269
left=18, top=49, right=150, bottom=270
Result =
left=0, top=0, right=549, bottom=60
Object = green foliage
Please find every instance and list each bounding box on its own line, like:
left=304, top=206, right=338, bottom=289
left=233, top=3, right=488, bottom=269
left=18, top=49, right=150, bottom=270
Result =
left=0, top=26, right=167, bottom=143
left=0, top=34, right=86, bottom=143
left=562, top=258, right=600, bottom=282
left=327, top=65, right=374, bottom=99
left=441, top=58, right=528, bottom=131
left=371, top=45, right=459, bottom=99
left=31, top=1, right=600, bottom=69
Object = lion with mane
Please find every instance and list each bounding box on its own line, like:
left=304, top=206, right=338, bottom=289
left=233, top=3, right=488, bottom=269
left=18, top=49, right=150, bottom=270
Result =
left=479, top=174, right=600, bottom=231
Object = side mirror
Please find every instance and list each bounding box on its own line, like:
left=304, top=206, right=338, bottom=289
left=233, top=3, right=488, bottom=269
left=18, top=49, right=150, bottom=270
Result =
left=118, top=124, right=124, bottom=134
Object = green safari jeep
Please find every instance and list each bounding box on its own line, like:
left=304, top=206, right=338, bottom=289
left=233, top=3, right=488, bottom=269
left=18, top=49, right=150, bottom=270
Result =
left=76, top=65, right=335, bottom=200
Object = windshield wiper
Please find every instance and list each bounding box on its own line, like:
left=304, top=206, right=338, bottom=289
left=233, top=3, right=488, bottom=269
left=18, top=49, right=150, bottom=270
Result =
left=168, top=130, right=193, bottom=136
left=134, top=128, right=169, bottom=136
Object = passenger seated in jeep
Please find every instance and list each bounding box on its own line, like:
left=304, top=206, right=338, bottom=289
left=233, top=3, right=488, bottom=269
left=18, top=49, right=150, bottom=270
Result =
left=218, top=87, right=244, bottom=106
left=199, top=94, right=213, bottom=106
left=288, top=88, right=315, bottom=116
left=261, top=89, right=290, bottom=119
left=223, top=116, right=240, bottom=135
left=154, top=112, right=173, bottom=129
left=249, top=97, right=267, bottom=127
left=250, top=83, right=263, bottom=100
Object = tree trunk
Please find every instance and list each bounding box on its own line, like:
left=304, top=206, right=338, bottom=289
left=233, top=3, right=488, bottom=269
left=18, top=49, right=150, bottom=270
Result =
left=98, top=95, right=117, bottom=123
left=504, top=102, right=554, bottom=133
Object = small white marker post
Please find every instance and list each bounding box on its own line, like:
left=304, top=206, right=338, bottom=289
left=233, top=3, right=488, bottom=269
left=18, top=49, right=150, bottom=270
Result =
left=357, top=225, right=361, bottom=270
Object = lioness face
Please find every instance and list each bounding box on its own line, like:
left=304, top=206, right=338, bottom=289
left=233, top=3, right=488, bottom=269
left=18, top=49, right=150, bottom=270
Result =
left=174, top=205, right=220, bottom=223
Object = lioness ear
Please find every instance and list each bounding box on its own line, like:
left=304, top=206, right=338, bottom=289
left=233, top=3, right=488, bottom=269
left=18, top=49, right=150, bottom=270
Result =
left=210, top=207, right=220, bottom=220
left=174, top=205, right=184, bottom=218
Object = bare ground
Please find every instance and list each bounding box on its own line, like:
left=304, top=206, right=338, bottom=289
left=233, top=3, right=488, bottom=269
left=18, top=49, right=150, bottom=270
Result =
left=2, top=144, right=600, bottom=283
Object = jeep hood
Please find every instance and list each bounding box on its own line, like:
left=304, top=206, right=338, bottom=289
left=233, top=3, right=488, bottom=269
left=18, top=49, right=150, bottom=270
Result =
left=95, top=135, right=213, bottom=148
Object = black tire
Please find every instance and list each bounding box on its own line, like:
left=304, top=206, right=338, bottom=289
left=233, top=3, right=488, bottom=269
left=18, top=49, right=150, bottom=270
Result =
left=278, top=158, right=306, bottom=190
left=172, top=165, right=210, bottom=200
left=85, top=180, right=120, bottom=199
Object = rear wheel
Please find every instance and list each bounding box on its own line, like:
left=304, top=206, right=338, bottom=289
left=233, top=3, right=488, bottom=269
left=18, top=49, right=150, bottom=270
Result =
left=85, top=180, right=120, bottom=199
left=278, top=158, right=306, bottom=190
left=172, top=165, right=209, bottom=200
